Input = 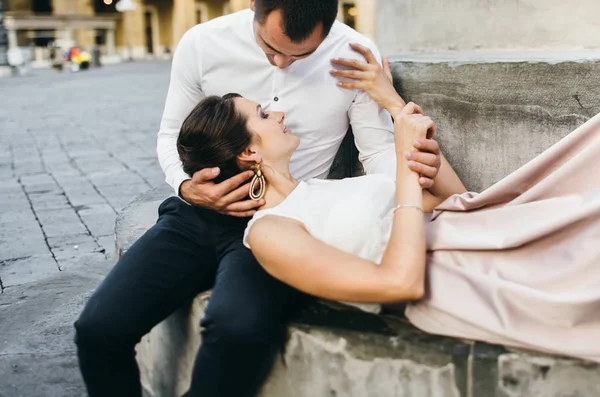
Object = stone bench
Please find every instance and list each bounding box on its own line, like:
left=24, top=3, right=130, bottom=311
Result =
left=116, top=187, right=600, bottom=397
left=115, top=56, right=600, bottom=396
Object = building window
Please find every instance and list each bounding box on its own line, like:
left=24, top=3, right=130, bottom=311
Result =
left=342, top=2, right=357, bottom=30
left=94, top=0, right=117, bottom=13
left=32, top=0, right=52, bottom=13
left=196, top=2, right=209, bottom=24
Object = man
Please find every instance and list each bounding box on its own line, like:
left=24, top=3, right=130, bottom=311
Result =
left=74, top=1, right=442, bottom=396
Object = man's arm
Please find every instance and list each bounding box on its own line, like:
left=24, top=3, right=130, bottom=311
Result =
left=332, top=43, right=440, bottom=186
left=157, top=28, right=205, bottom=196
left=348, top=88, right=397, bottom=179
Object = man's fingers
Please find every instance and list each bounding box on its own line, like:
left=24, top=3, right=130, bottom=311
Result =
left=408, top=161, right=439, bottom=179
left=220, top=182, right=252, bottom=206
left=349, top=43, right=378, bottom=64
left=405, top=151, right=440, bottom=167
left=423, top=119, right=436, bottom=138
left=330, top=69, right=369, bottom=80
left=419, top=177, right=435, bottom=189
left=192, top=167, right=220, bottom=183
left=414, top=138, right=441, bottom=154
left=330, top=57, right=369, bottom=71
left=337, top=81, right=363, bottom=90
left=224, top=198, right=264, bottom=213
left=215, top=170, right=254, bottom=196
left=402, top=102, right=423, bottom=115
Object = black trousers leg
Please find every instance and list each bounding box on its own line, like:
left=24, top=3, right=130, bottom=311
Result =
left=186, top=217, right=309, bottom=397
left=74, top=197, right=218, bottom=397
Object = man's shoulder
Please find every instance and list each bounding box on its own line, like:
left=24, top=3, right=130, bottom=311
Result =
left=325, top=21, right=380, bottom=59
left=186, top=9, right=252, bottom=39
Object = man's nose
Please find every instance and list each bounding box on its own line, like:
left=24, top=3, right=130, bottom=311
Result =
left=273, top=54, right=292, bottom=69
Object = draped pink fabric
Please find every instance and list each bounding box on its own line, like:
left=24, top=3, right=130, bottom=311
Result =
left=406, top=113, right=600, bottom=362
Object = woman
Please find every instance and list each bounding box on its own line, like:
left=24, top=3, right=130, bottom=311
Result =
left=177, top=45, right=600, bottom=362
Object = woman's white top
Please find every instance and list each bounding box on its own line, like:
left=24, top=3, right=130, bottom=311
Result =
left=243, top=174, right=397, bottom=264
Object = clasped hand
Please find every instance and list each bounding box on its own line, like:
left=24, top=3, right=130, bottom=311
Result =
left=331, top=43, right=441, bottom=189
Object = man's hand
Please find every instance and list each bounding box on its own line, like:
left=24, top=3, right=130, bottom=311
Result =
left=179, top=168, right=265, bottom=217
left=407, top=139, right=442, bottom=189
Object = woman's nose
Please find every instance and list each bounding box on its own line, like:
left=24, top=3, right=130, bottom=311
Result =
left=274, top=112, right=285, bottom=124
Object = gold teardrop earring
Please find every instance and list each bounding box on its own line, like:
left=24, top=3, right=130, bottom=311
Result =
left=249, top=163, right=266, bottom=201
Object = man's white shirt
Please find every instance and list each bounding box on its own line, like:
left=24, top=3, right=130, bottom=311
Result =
left=157, top=9, right=396, bottom=196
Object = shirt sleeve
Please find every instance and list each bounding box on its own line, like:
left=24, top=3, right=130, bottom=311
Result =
left=156, top=28, right=206, bottom=197
left=347, top=42, right=397, bottom=180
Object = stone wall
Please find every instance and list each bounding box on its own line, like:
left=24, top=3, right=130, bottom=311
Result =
left=376, top=0, right=600, bottom=54
left=389, top=55, right=600, bottom=192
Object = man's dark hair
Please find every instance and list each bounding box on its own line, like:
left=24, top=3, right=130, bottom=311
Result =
left=254, top=0, right=339, bottom=43
left=177, top=93, right=252, bottom=184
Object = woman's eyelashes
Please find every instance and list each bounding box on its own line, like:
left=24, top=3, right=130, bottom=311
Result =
left=260, top=109, right=269, bottom=119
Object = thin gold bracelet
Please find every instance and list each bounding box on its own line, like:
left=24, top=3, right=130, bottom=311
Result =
left=392, top=204, right=424, bottom=214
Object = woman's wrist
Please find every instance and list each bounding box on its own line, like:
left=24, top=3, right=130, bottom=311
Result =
left=385, top=98, right=405, bottom=118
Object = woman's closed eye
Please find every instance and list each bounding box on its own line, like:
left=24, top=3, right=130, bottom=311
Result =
left=258, top=106, right=269, bottom=119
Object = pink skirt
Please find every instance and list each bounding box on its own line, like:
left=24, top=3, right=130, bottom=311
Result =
left=407, top=113, right=600, bottom=362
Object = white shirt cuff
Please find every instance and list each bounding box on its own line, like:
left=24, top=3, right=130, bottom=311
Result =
left=172, top=169, right=192, bottom=202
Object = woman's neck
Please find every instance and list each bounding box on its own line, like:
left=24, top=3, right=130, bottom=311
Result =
left=259, top=163, right=298, bottom=210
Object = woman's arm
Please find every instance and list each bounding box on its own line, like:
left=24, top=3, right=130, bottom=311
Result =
left=429, top=154, right=467, bottom=200
left=421, top=154, right=468, bottom=211
left=248, top=217, right=423, bottom=303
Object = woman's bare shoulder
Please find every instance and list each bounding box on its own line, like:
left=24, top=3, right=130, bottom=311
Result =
left=247, top=215, right=311, bottom=253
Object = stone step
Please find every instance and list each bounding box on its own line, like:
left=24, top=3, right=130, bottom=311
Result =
left=388, top=53, right=600, bottom=191
left=376, top=0, right=600, bottom=54
left=116, top=188, right=600, bottom=397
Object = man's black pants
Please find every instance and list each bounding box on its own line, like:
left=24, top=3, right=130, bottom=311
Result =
left=74, top=196, right=308, bottom=397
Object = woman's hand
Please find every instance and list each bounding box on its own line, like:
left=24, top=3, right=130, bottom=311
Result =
left=395, top=102, right=436, bottom=154
left=331, top=43, right=405, bottom=116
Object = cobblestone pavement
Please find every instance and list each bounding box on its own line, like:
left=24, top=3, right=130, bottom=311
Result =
left=0, top=61, right=172, bottom=293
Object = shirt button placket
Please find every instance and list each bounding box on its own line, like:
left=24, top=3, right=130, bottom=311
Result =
left=271, top=68, right=285, bottom=107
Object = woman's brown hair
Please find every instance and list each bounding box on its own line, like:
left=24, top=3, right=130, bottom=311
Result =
left=177, top=93, right=252, bottom=184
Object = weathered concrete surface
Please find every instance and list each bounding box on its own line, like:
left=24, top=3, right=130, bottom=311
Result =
left=376, top=0, right=600, bottom=54
left=0, top=257, right=113, bottom=397
left=388, top=57, right=600, bottom=192
left=119, top=188, right=600, bottom=397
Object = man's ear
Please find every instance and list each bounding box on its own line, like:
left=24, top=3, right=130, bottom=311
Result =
left=250, top=0, right=256, bottom=11
left=237, top=146, right=261, bottom=164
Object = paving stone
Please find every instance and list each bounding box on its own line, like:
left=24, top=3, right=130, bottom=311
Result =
left=0, top=237, right=49, bottom=262
left=99, top=183, right=151, bottom=211
left=1, top=253, right=58, bottom=287
left=87, top=169, right=146, bottom=187
left=35, top=209, right=88, bottom=238
left=20, top=173, right=55, bottom=187
left=61, top=185, right=107, bottom=208
left=0, top=218, right=44, bottom=237
left=77, top=203, right=117, bottom=237
left=0, top=208, right=36, bottom=224
left=29, top=191, right=71, bottom=211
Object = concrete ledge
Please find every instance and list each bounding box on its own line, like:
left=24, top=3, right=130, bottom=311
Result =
left=116, top=187, right=600, bottom=397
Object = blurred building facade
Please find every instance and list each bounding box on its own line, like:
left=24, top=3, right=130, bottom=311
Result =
left=3, top=0, right=375, bottom=66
